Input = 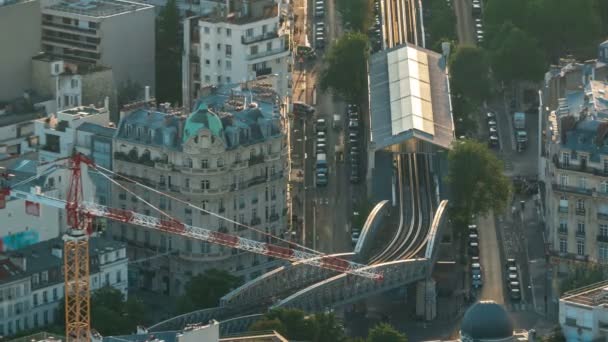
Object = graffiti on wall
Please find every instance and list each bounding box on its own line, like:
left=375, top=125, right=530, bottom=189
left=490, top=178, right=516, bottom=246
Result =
left=0, top=230, right=40, bottom=251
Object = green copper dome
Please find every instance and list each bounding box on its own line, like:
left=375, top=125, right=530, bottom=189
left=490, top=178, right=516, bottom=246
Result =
left=183, top=103, right=224, bottom=142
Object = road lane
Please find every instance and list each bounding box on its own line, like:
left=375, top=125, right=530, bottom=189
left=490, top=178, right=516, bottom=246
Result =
left=453, top=0, right=475, bottom=45
left=479, top=212, right=504, bottom=304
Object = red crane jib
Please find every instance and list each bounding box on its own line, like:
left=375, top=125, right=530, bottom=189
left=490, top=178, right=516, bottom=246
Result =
left=265, top=244, right=295, bottom=259
left=209, top=231, right=239, bottom=246
left=158, top=218, right=185, bottom=233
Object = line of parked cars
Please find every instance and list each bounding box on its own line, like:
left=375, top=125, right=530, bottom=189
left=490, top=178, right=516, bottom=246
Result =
left=472, top=0, right=484, bottom=44
left=315, top=116, right=328, bottom=187
left=347, top=104, right=361, bottom=184
left=314, top=0, right=325, bottom=50
left=468, top=224, right=483, bottom=289
left=506, top=258, right=521, bottom=301
left=487, top=111, right=499, bottom=148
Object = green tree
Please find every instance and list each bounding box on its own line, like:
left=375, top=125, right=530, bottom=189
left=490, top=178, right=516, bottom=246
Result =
left=176, top=269, right=242, bottom=314
left=489, top=23, right=546, bottom=84
left=320, top=32, right=369, bottom=102
left=427, top=0, right=456, bottom=50
left=155, top=0, right=181, bottom=105
left=367, top=323, right=408, bottom=342
left=55, top=287, right=146, bottom=336
left=483, top=0, right=527, bottom=42
left=248, top=318, right=287, bottom=336
left=90, top=287, right=146, bottom=336
left=249, top=308, right=346, bottom=342
left=560, top=265, right=604, bottom=294
left=336, top=0, right=373, bottom=32
left=525, top=0, right=601, bottom=61
left=449, top=45, right=491, bottom=105
left=447, top=140, right=511, bottom=230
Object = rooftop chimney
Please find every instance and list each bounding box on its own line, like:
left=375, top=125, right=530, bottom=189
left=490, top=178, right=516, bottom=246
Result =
left=104, top=96, right=110, bottom=112
left=145, top=86, right=150, bottom=102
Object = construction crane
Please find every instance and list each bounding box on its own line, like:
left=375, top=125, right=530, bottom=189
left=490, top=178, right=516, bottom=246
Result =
left=0, top=153, right=383, bottom=341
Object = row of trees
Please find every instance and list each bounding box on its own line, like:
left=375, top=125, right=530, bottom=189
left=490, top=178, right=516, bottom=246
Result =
left=249, top=308, right=408, bottom=342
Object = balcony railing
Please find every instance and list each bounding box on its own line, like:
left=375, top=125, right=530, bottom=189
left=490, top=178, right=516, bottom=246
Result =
left=576, top=208, right=586, bottom=216
left=241, top=31, right=278, bottom=44
left=255, top=67, right=273, bottom=77
left=558, top=227, right=568, bottom=235
left=598, top=235, right=608, bottom=243
left=576, top=230, right=586, bottom=238
left=247, top=45, right=289, bottom=61
left=552, top=183, right=593, bottom=196
left=42, top=20, right=98, bottom=35
left=269, top=213, right=279, bottom=222
left=248, top=175, right=267, bottom=187
left=558, top=206, right=568, bottom=213
left=554, top=159, right=608, bottom=177
left=599, top=213, right=608, bottom=220
left=251, top=217, right=261, bottom=225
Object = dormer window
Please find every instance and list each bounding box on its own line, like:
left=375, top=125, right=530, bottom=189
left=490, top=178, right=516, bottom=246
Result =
left=126, top=124, right=133, bottom=137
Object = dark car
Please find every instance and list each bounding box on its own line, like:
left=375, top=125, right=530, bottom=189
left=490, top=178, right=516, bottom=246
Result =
left=469, top=241, right=479, bottom=256
left=293, top=102, right=314, bottom=116
left=350, top=167, right=360, bottom=184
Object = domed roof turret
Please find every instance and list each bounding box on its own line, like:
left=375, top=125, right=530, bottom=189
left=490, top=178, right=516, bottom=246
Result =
left=461, top=301, right=513, bottom=340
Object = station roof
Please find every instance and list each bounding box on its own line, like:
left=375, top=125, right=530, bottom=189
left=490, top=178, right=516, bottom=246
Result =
left=369, top=43, right=454, bottom=151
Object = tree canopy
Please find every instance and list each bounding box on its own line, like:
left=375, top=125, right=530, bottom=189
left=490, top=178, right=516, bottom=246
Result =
left=560, top=265, right=604, bottom=294
left=249, top=308, right=346, bottom=342
left=367, top=323, right=408, bottom=342
left=319, top=32, right=369, bottom=102
left=449, top=45, right=491, bottom=104
left=155, top=0, right=181, bottom=105
left=447, top=140, right=511, bottom=228
left=484, top=0, right=603, bottom=62
left=176, top=269, right=242, bottom=314
left=54, top=287, right=147, bottom=336
left=488, top=23, right=546, bottom=84
left=336, top=0, right=374, bottom=32
left=426, top=0, right=457, bottom=52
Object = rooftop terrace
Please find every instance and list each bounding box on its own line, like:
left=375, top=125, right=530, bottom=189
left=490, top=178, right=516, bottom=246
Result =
left=561, top=280, right=608, bottom=307
left=45, top=0, right=151, bottom=18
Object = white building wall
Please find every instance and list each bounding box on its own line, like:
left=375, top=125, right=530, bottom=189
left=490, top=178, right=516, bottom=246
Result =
left=0, top=278, right=32, bottom=336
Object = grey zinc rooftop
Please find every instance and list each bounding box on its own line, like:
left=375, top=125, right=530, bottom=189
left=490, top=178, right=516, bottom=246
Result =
left=77, top=122, right=116, bottom=138
left=1, top=237, right=126, bottom=285
left=369, top=43, right=454, bottom=151
left=46, top=0, right=151, bottom=18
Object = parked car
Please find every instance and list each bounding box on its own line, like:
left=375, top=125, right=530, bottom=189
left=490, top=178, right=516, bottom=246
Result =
left=486, top=111, right=496, bottom=120
left=489, top=126, right=498, bottom=135
left=488, top=119, right=497, bottom=128
left=349, top=119, right=359, bottom=130
left=469, top=241, right=479, bottom=256
left=471, top=263, right=483, bottom=288
left=469, top=233, right=479, bottom=242
left=507, top=271, right=518, bottom=284
left=316, top=172, right=328, bottom=187
left=316, top=142, right=326, bottom=154
left=506, top=258, right=517, bottom=269
left=349, top=132, right=358, bottom=144
left=468, top=224, right=478, bottom=235
left=508, top=281, right=521, bottom=300
left=489, top=134, right=499, bottom=147
left=316, top=118, right=327, bottom=132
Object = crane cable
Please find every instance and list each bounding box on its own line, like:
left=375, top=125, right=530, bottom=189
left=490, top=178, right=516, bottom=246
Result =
left=93, top=164, right=323, bottom=255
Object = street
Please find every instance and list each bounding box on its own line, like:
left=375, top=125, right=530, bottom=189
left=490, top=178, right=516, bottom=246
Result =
left=478, top=212, right=504, bottom=304
left=290, top=0, right=361, bottom=254
left=451, top=0, right=553, bottom=333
